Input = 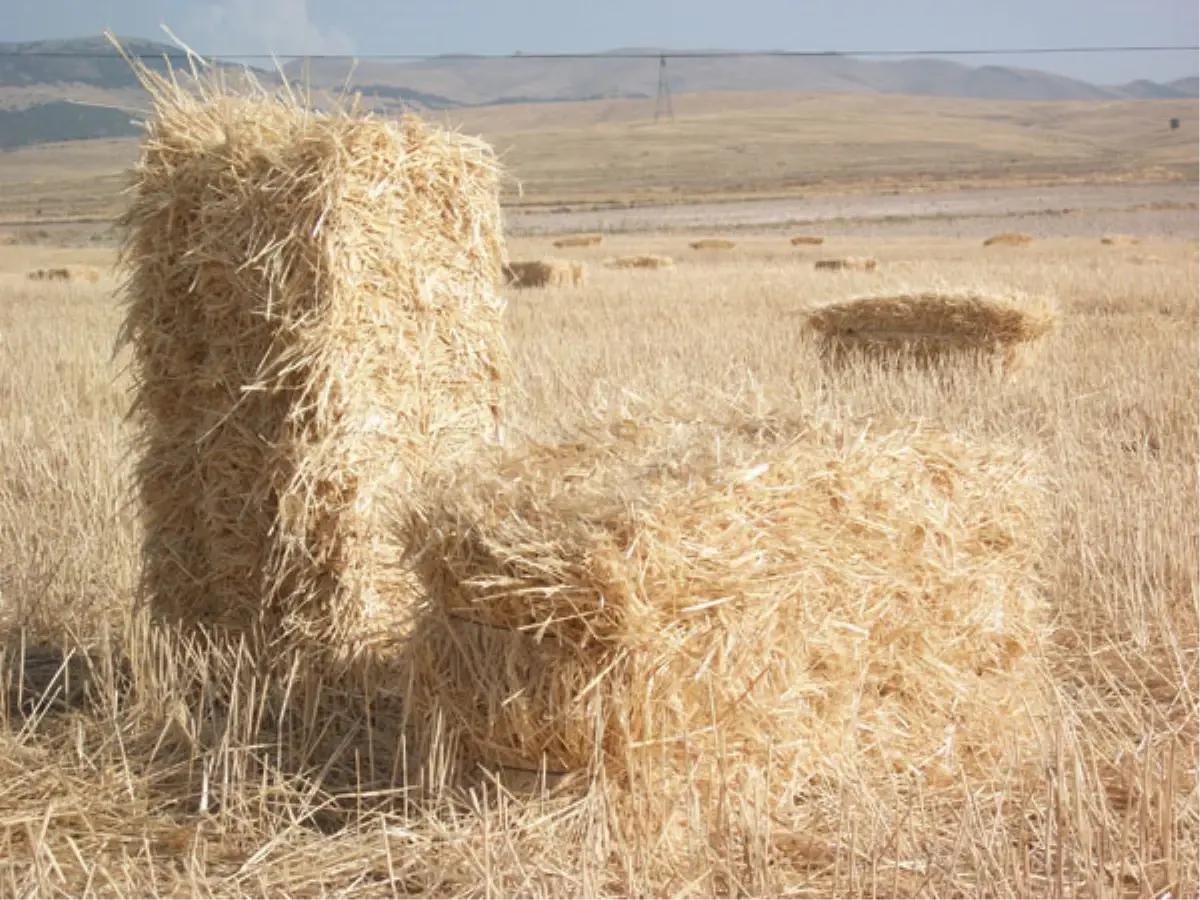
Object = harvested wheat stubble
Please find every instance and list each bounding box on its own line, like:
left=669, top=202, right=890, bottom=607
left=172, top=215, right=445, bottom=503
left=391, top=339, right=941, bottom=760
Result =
left=603, top=254, right=674, bottom=270
left=399, top=415, right=1052, bottom=835
left=806, top=288, right=1057, bottom=372
left=115, top=47, right=510, bottom=660
left=689, top=238, right=737, bottom=250
left=552, top=233, right=603, bottom=248
left=789, top=235, right=824, bottom=246
left=983, top=232, right=1033, bottom=247
left=814, top=256, right=877, bottom=272
left=1101, top=234, right=1141, bottom=246
left=504, top=259, right=586, bottom=288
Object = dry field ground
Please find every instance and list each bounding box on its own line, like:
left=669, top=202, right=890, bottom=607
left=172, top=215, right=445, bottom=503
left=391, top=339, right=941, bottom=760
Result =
left=0, top=90, right=1195, bottom=222
left=0, top=221, right=1197, bottom=896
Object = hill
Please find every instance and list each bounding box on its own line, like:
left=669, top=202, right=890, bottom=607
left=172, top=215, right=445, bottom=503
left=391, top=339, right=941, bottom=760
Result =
left=0, top=89, right=1194, bottom=221
left=0, top=100, right=140, bottom=150
left=287, top=51, right=1133, bottom=106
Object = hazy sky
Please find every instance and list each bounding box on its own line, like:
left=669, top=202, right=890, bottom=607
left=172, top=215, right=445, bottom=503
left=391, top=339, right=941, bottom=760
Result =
left=3, top=0, right=1198, bottom=84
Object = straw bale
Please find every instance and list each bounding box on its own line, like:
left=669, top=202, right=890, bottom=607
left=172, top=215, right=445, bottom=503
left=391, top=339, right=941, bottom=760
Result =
left=25, top=265, right=100, bottom=283
left=806, top=288, right=1057, bottom=372
left=688, top=238, right=737, bottom=250
left=603, top=254, right=674, bottom=270
left=399, top=417, right=1052, bottom=799
left=983, top=232, right=1033, bottom=247
left=504, top=258, right=585, bottom=288
left=26, top=268, right=72, bottom=282
left=115, top=50, right=509, bottom=658
left=552, top=233, right=603, bottom=248
left=814, top=256, right=877, bottom=272
left=789, top=235, right=825, bottom=246
left=1101, top=234, right=1140, bottom=246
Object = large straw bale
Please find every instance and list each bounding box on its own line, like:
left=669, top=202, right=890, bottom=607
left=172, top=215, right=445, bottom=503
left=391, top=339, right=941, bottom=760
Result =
left=604, top=254, right=674, bottom=270
left=689, top=238, right=737, bottom=250
left=115, top=51, right=509, bottom=658
left=552, top=233, right=603, bottom=248
left=504, top=258, right=585, bottom=288
left=806, top=288, right=1057, bottom=371
left=399, top=417, right=1052, bottom=801
left=790, top=235, right=824, bottom=246
left=814, top=256, right=877, bottom=272
left=983, top=232, right=1033, bottom=247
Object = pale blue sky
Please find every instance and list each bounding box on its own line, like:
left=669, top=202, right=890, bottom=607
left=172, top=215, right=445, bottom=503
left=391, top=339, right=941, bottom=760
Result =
left=4, top=0, right=1198, bottom=84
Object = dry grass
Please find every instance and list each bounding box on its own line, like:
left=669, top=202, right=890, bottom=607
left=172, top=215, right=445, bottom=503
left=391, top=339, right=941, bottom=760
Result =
left=604, top=253, right=675, bottom=270
left=689, top=237, right=738, bottom=250
left=984, top=232, right=1035, bottom=247
left=505, top=258, right=586, bottom=288
left=553, top=233, right=604, bottom=248
left=0, top=234, right=1197, bottom=897
left=1102, top=234, right=1142, bottom=246
left=116, top=53, right=509, bottom=660
left=815, top=256, right=878, bottom=272
left=790, top=235, right=825, bottom=246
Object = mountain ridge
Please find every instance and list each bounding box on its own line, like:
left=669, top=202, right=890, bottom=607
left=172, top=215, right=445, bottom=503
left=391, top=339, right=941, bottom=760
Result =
left=0, top=35, right=1194, bottom=151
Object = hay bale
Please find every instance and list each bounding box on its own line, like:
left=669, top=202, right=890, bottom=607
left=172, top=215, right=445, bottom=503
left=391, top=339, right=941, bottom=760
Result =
left=604, top=254, right=674, bottom=270
left=115, top=50, right=509, bottom=658
left=789, top=235, right=824, bottom=246
left=814, top=256, right=877, bottom=273
left=26, top=268, right=72, bottom=282
left=983, top=232, right=1033, bottom=247
left=805, top=288, right=1056, bottom=372
left=504, top=258, right=586, bottom=289
left=1101, top=234, right=1140, bottom=246
left=552, top=233, right=603, bottom=249
left=26, top=266, right=101, bottom=283
left=689, top=238, right=737, bottom=251
left=399, top=417, right=1051, bottom=801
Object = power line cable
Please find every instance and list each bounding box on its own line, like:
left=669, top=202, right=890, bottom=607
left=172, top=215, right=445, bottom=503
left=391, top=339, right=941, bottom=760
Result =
left=0, top=44, right=1196, bottom=61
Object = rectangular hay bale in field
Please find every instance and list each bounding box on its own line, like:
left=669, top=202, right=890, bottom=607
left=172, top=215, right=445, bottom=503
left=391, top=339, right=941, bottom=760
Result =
left=806, top=288, right=1057, bottom=373
left=399, top=418, right=1052, bottom=801
left=503, top=258, right=585, bottom=288
left=117, top=58, right=510, bottom=657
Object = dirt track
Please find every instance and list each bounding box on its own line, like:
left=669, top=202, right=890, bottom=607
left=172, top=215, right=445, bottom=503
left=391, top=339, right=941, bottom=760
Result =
left=506, top=182, right=1199, bottom=239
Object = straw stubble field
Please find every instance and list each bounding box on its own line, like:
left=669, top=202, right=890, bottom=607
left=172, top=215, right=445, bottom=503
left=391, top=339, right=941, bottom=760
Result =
left=0, top=234, right=1197, bottom=898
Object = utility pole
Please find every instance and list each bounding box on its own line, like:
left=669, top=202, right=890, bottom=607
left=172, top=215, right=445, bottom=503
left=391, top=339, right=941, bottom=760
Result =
left=654, top=54, right=674, bottom=124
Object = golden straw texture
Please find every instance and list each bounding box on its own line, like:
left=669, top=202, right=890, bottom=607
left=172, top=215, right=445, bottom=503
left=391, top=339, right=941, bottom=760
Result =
left=116, top=56, right=510, bottom=660
left=399, top=417, right=1052, bottom=805
left=806, top=287, right=1058, bottom=370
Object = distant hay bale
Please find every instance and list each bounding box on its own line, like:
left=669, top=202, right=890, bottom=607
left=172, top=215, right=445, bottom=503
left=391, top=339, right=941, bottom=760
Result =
left=604, top=254, right=674, bottom=270
left=504, top=258, right=586, bottom=288
left=1101, top=234, right=1140, bottom=246
left=399, top=417, right=1051, bottom=808
left=814, top=256, right=877, bottom=273
left=25, top=266, right=101, bottom=283
left=26, top=268, right=72, bottom=282
left=689, top=238, right=737, bottom=250
left=983, top=232, right=1033, bottom=247
left=789, top=235, right=824, bottom=246
left=552, top=233, right=603, bottom=248
left=116, top=50, right=509, bottom=659
left=806, top=288, right=1057, bottom=372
